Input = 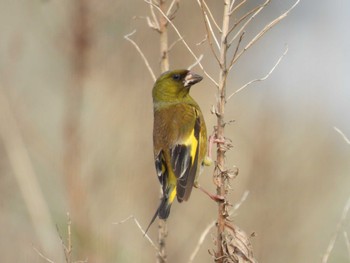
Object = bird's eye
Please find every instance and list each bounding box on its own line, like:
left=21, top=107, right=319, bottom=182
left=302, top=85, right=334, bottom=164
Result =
left=172, top=74, right=181, bottom=81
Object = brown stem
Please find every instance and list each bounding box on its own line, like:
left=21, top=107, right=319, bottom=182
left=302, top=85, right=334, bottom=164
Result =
left=157, top=1, right=170, bottom=262
left=215, top=0, right=230, bottom=261
left=159, top=0, right=169, bottom=73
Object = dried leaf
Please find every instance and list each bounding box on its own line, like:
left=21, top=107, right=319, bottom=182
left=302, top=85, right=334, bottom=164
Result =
left=222, top=222, right=257, bottom=263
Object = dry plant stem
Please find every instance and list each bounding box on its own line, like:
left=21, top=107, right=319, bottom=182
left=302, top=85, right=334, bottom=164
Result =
left=189, top=191, right=250, bottom=263
left=158, top=1, right=171, bottom=262
left=344, top=232, right=350, bottom=260
left=334, top=127, right=350, bottom=145
left=230, top=0, right=246, bottom=15
left=114, top=215, right=159, bottom=251
left=230, top=190, right=249, bottom=215
left=159, top=0, right=169, bottom=73
left=215, top=0, right=231, bottom=261
left=66, top=214, right=73, bottom=263
left=201, top=0, right=222, bottom=32
left=33, top=247, right=55, bottom=263
left=57, top=214, right=88, bottom=263
left=228, top=0, right=271, bottom=46
left=198, top=0, right=220, bottom=49
left=166, top=0, right=179, bottom=17
left=148, top=0, right=160, bottom=30
left=0, top=88, right=59, bottom=259
left=189, top=221, right=216, bottom=263
left=231, top=31, right=245, bottom=65
left=145, top=0, right=218, bottom=87
left=124, top=30, right=156, bottom=82
left=228, top=5, right=261, bottom=37
left=187, top=54, right=204, bottom=70
left=322, top=196, right=350, bottom=263
left=227, top=46, right=288, bottom=100
left=229, top=0, right=300, bottom=71
left=168, top=36, right=184, bottom=52
left=198, top=0, right=221, bottom=64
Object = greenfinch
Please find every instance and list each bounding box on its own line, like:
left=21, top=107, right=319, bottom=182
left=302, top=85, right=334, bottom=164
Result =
left=145, top=69, right=210, bottom=233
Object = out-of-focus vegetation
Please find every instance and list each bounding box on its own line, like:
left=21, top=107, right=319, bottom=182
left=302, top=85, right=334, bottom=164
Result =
left=0, top=0, right=349, bottom=262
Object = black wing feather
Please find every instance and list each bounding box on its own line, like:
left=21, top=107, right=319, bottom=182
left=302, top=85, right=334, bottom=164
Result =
left=155, top=150, right=167, bottom=193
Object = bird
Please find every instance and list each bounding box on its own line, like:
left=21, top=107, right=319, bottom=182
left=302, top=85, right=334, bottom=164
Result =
left=145, top=69, right=211, bottom=234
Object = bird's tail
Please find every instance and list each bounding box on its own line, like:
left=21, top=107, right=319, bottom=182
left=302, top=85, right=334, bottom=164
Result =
left=144, top=186, right=175, bottom=234
left=158, top=193, right=172, bottom=219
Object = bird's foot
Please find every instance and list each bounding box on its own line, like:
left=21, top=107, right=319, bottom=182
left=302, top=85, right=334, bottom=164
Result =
left=194, top=183, right=224, bottom=202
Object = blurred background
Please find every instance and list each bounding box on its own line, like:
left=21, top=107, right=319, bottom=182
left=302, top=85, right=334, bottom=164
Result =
left=1, top=0, right=349, bottom=262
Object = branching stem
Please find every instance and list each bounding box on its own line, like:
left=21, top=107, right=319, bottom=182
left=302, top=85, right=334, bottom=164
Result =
left=215, top=0, right=231, bottom=261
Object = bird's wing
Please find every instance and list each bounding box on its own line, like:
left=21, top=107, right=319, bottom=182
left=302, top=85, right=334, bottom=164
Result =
left=171, top=111, right=201, bottom=202
left=153, top=105, right=202, bottom=203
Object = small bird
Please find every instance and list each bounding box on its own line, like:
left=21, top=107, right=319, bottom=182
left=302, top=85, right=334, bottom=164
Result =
left=145, top=69, right=211, bottom=233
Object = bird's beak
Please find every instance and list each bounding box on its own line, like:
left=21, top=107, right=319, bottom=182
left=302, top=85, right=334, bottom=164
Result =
left=183, top=71, right=203, bottom=88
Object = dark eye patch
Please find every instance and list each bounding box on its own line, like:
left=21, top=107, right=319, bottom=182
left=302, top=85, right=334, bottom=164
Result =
left=172, top=74, right=181, bottom=81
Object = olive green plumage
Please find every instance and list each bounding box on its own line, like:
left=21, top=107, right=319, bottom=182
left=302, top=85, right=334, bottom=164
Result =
left=145, top=69, right=209, bottom=233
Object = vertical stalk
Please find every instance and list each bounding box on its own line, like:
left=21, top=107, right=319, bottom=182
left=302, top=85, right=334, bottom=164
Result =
left=157, top=1, right=169, bottom=262
left=63, top=0, right=90, bottom=259
left=216, top=0, right=230, bottom=261
left=159, top=0, right=170, bottom=73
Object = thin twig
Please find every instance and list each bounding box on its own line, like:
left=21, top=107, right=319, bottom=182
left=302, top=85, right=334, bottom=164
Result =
left=168, top=36, right=184, bottom=52
left=188, top=54, right=204, bottom=70
left=113, top=215, right=159, bottom=252
left=196, top=35, right=208, bottom=46
left=228, top=4, right=261, bottom=38
left=334, top=127, right=350, bottom=145
left=344, top=232, right=350, bottom=261
left=229, top=0, right=300, bottom=71
left=227, top=46, right=288, bottom=101
left=188, top=221, right=216, bottom=263
left=56, top=225, right=68, bottom=262
left=230, top=0, right=246, bottom=15
left=147, top=16, right=161, bottom=31
left=230, top=31, right=245, bottom=65
left=56, top=213, right=81, bottom=263
left=132, top=16, right=159, bottom=31
left=198, top=0, right=221, bottom=64
left=33, top=247, right=55, bottom=263
left=145, top=0, right=218, bottom=87
left=322, top=196, right=350, bottom=263
left=200, top=0, right=222, bottom=32
left=148, top=0, right=160, bottom=31
left=67, top=213, right=72, bottom=262
left=124, top=30, right=156, bottom=82
left=230, top=190, right=250, bottom=215
left=166, top=0, right=179, bottom=17
left=228, top=0, right=271, bottom=47
left=203, top=5, right=221, bottom=50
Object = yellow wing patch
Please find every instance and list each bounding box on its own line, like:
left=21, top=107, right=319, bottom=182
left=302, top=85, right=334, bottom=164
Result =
left=183, top=128, right=199, bottom=165
left=169, top=186, right=177, bottom=203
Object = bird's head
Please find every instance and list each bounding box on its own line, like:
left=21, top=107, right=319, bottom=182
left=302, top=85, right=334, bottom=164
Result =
left=152, top=69, right=203, bottom=103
